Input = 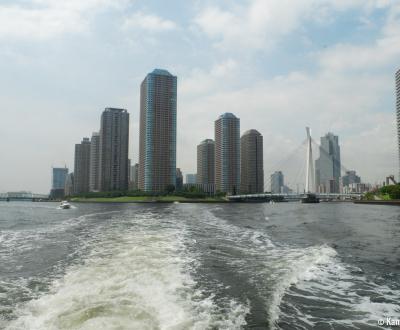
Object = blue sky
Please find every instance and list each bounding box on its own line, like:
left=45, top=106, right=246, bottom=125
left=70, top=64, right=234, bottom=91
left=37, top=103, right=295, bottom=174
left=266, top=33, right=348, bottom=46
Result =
left=0, top=0, right=399, bottom=193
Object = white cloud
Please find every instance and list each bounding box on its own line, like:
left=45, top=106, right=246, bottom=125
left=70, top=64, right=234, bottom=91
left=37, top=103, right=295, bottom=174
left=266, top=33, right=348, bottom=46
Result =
left=193, top=0, right=309, bottom=50
left=318, top=4, right=400, bottom=71
left=179, top=59, right=238, bottom=96
left=0, top=0, right=125, bottom=40
left=123, top=12, right=177, bottom=32
left=193, top=0, right=396, bottom=52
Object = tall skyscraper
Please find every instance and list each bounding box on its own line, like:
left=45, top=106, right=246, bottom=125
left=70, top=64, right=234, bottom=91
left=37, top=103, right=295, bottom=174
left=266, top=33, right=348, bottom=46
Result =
left=271, top=171, right=284, bottom=194
left=50, top=167, right=68, bottom=198
left=215, top=113, right=240, bottom=195
left=89, top=132, right=100, bottom=192
left=176, top=168, right=183, bottom=191
left=138, top=69, right=177, bottom=192
left=64, top=173, right=74, bottom=197
left=74, top=137, right=91, bottom=194
left=52, top=167, right=68, bottom=190
left=396, top=69, right=400, bottom=180
left=240, top=130, right=264, bottom=194
left=315, top=132, right=341, bottom=193
left=130, top=163, right=139, bottom=190
left=197, top=139, right=215, bottom=185
left=99, top=108, right=130, bottom=191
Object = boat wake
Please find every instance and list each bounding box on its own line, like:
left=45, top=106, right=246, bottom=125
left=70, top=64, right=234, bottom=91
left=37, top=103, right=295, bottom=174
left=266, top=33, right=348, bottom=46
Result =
left=199, top=206, right=400, bottom=329
left=6, top=209, right=248, bottom=330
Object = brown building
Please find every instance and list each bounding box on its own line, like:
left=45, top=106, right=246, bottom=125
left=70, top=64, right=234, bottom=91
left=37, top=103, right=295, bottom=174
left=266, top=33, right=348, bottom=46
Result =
left=89, top=132, right=100, bottom=192
left=197, top=139, right=215, bottom=185
left=74, top=137, right=91, bottom=194
left=240, top=129, right=264, bottom=194
left=215, top=113, right=240, bottom=195
left=99, top=108, right=130, bottom=191
left=139, top=69, right=177, bottom=192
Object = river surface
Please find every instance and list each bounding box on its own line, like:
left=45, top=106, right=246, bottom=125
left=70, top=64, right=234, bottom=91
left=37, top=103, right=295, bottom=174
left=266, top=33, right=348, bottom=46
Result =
left=0, top=201, right=399, bottom=329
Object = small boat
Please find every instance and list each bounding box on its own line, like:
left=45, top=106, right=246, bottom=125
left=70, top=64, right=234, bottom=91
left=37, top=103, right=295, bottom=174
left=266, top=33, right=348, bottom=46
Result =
left=301, top=193, right=320, bottom=204
left=60, top=201, right=71, bottom=209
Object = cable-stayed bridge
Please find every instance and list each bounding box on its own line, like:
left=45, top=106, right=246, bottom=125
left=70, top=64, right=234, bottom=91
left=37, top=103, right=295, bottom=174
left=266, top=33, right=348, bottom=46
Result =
left=228, top=192, right=363, bottom=202
left=230, top=127, right=363, bottom=202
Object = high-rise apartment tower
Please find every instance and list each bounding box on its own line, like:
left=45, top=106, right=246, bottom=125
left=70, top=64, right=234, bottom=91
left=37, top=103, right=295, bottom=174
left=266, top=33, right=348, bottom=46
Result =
left=240, top=129, right=264, bottom=194
left=215, top=113, right=240, bottom=195
left=138, top=69, right=177, bottom=192
left=89, top=132, right=100, bottom=192
left=74, top=137, right=91, bottom=194
left=99, top=108, right=130, bottom=191
left=197, top=139, right=215, bottom=185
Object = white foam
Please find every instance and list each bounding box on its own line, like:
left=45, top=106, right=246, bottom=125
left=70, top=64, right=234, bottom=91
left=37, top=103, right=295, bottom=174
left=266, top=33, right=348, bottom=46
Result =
left=200, top=208, right=400, bottom=328
left=275, top=247, right=400, bottom=328
left=6, top=212, right=249, bottom=330
left=266, top=245, right=338, bottom=327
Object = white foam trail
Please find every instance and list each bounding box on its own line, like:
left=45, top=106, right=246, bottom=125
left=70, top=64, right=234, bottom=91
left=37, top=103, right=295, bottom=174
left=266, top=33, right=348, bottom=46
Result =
left=6, top=212, right=248, bottom=330
left=200, top=207, right=397, bottom=328
left=266, top=245, right=337, bottom=327
left=285, top=258, right=400, bottom=327
left=0, top=211, right=120, bottom=256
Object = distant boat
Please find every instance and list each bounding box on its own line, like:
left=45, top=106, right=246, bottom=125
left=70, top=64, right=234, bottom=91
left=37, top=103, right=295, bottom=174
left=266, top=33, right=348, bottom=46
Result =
left=60, top=201, right=71, bottom=209
left=301, top=193, right=320, bottom=204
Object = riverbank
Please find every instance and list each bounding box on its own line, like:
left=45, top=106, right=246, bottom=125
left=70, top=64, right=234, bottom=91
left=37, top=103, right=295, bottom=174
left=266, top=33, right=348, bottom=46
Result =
left=354, top=200, right=400, bottom=206
left=70, top=196, right=230, bottom=203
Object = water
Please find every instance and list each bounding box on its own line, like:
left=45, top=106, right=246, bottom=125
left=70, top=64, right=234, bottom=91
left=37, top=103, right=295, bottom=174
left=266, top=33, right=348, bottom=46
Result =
left=0, top=202, right=399, bottom=329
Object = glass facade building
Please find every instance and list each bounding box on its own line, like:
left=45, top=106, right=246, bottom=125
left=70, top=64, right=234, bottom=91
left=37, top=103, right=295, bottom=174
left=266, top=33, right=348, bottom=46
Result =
left=52, top=167, right=68, bottom=190
left=315, top=133, right=341, bottom=193
left=270, top=171, right=284, bottom=194
left=139, top=69, right=177, bottom=192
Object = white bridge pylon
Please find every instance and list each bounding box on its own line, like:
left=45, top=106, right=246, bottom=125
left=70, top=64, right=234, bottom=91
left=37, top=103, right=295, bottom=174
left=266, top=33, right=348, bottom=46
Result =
left=305, top=127, right=315, bottom=193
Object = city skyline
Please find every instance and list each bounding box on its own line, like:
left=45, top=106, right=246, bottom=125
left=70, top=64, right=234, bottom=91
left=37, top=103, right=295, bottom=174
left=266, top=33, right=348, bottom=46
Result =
left=1, top=1, right=400, bottom=193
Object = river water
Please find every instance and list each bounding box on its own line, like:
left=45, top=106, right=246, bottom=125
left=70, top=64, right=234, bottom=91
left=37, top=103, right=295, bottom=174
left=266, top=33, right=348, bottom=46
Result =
left=0, top=201, right=399, bottom=329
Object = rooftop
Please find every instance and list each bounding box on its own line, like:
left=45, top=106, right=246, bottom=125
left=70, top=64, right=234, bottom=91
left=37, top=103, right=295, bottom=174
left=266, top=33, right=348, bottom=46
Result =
left=151, top=69, right=174, bottom=77
left=242, top=129, right=261, bottom=136
left=218, top=112, right=238, bottom=119
left=104, top=107, right=127, bottom=112
left=200, top=139, right=215, bottom=144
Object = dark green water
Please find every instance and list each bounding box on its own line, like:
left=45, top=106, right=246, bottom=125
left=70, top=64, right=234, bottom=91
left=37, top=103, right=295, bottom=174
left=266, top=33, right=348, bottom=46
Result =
left=0, top=202, right=399, bottom=329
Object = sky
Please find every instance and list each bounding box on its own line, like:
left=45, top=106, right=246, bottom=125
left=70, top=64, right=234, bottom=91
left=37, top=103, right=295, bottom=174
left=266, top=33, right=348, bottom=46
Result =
left=0, top=0, right=399, bottom=194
